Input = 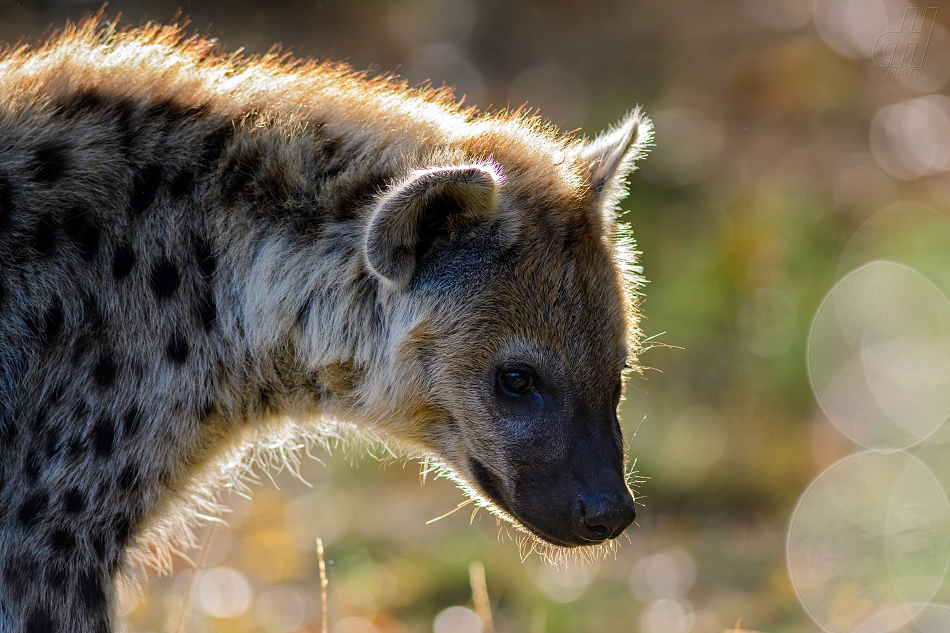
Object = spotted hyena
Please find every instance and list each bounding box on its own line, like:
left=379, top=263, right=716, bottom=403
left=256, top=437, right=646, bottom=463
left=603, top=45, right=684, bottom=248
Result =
left=0, top=19, right=651, bottom=633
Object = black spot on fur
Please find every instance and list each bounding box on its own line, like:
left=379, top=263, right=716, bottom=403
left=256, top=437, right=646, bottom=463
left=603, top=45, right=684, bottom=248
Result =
left=114, top=514, right=134, bottom=546
left=166, top=333, right=190, bottom=365
left=71, top=333, right=91, bottom=368
left=221, top=147, right=262, bottom=205
left=91, top=416, right=115, bottom=459
left=150, top=259, right=180, bottom=300
left=129, top=163, right=164, bottom=214
left=0, top=174, right=13, bottom=231
left=18, top=490, right=50, bottom=528
left=67, top=436, right=84, bottom=459
left=77, top=570, right=106, bottom=614
left=32, top=214, right=59, bottom=258
left=334, top=172, right=387, bottom=221
left=66, top=211, right=102, bottom=263
left=63, top=487, right=87, bottom=514
left=113, top=99, right=137, bottom=158
left=46, top=562, right=69, bottom=595
left=169, top=167, right=195, bottom=199
left=55, top=88, right=106, bottom=117
left=198, top=400, right=216, bottom=419
left=50, top=528, right=77, bottom=552
left=31, top=407, right=47, bottom=434
left=146, top=98, right=181, bottom=120
left=123, top=406, right=141, bottom=437
left=92, top=356, right=117, bottom=388
left=0, top=275, right=6, bottom=313
left=41, top=299, right=64, bottom=346
left=25, top=608, right=57, bottom=633
left=318, top=135, right=346, bottom=179
left=23, top=446, right=42, bottom=483
left=256, top=164, right=290, bottom=205
left=2, top=415, right=19, bottom=446
left=118, top=463, right=142, bottom=493
left=32, top=144, right=68, bottom=183
left=80, top=293, right=103, bottom=328
left=295, top=293, right=314, bottom=330
left=44, top=434, right=60, bottom=460
left=320, top=136, right=342, bottom=161
left=112, top=243, right=136, bottom=280
left=195, top=237, right=216, bottom=278
left=259, top=385, right=275, bottom=412
left=3, top=554, right=38, bottom=597
left=91, top=533, right=108, bottom=561
left=196, top=290, right=217, bottom=332
left=200, top=123, right=235, bottom=167
left=284, top=204, right=325, bottom=234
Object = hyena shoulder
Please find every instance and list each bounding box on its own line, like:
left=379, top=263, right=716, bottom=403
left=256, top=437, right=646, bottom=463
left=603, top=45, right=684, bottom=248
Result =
left=0, top=20, right=651, bottom=633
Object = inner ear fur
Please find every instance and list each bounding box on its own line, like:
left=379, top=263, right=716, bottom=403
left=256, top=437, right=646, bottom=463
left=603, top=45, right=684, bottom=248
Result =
left=364, top=165, right=504, bottom=288
left=578, top=109, right=653, bottom=205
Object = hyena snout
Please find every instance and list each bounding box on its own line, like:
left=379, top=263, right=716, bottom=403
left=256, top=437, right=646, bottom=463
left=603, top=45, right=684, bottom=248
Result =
left=500, top=424, right=636, bottom=547
left=504, top=462, right=635, bottom=547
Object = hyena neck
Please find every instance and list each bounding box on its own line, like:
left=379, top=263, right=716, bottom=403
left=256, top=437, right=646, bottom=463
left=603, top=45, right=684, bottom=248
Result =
left=210, top=113, right=425, bottom=429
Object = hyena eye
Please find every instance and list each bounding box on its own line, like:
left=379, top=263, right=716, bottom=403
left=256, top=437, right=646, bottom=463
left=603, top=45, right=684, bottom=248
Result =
left=497, top=369, right=536, bottom=396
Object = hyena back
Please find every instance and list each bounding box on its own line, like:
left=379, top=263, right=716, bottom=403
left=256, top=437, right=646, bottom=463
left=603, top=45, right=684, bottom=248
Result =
left=0, top=21, right=651, bottom=633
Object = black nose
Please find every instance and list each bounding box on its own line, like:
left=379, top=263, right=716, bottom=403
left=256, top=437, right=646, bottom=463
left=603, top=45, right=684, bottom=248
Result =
left=574, top=492, right=637, bottom=542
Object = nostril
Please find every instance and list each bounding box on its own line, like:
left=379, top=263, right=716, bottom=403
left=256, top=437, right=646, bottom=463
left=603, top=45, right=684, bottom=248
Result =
left=585, top=522, right=610, bottom=540
left=575, top=493, right=637, bottom=542
left=576, top=500, right=615, bottom=541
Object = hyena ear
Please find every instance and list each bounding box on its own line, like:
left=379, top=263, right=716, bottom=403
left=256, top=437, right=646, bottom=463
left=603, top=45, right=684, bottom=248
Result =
left=365, top=165, right=502, bottom=288
left=578, top=109, right=652, bottom=204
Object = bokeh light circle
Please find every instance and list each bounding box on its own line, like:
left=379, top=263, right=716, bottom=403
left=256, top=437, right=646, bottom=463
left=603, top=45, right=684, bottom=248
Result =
left=787, top=451, right=950, bottom=633
left=432, top=606, right=481, bottom=633
left=807, top=260, right=950, bottom=449
left=640, top=597, right=695, bottom=633
left=196, top=567, right=253, bottom=618
left=839, top=204, right=950, bottom=299
left=629, top=549, right=697, bottom=601
left=814, top=0, right=892, bottom=59
left=854, top=604, right=950, bottom=633
left=533, top=560, right=598, bottom=603
left=870, top=97, right=950, bottom=180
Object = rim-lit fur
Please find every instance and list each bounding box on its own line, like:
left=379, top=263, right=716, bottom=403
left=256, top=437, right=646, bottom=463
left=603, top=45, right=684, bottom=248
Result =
left=0, top=19, right=651, bottom=632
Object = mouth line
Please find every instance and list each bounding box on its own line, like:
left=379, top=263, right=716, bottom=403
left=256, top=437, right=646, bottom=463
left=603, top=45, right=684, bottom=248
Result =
left=462, top=446, right=604, bottom=548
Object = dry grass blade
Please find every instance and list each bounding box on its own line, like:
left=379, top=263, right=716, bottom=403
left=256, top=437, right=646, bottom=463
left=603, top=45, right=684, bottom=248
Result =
left=173, top=522, right=216, bottom=633
left=728, top=618, right=766, bottom=633
left=469, top=561, right=494, bottom=633
left=529, top=606, right=547, bottom=633
left=317, top=538, right=329, bottom=633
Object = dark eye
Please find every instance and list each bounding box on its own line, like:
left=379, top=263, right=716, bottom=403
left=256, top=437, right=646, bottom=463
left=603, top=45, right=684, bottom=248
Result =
left=497, top=369, right=535, bottom=396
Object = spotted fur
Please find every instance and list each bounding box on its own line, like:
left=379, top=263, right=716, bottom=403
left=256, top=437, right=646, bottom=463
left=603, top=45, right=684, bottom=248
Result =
left=0, top=19, right=651, bottom=632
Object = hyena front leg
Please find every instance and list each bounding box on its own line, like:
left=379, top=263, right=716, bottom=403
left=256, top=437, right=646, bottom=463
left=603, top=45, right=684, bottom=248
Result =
left=1, top=524, right=123, bottom=633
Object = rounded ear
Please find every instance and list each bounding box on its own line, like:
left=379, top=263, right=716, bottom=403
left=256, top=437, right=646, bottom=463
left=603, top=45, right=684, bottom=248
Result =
left=364, top=165, right=502, bottom=288
left=578, top=109, right=653, bottom=205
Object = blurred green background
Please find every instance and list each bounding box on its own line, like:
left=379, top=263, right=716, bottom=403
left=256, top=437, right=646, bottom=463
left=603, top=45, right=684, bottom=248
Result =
left=6, top=1, right=950, bottom=632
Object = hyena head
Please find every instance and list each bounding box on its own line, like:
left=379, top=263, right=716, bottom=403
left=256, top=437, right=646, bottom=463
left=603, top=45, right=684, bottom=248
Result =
left=363, top=111, right=650, bottom=549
